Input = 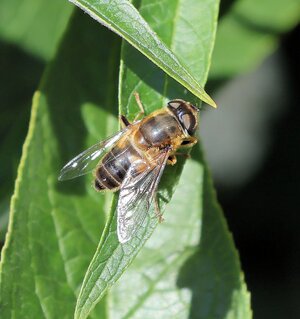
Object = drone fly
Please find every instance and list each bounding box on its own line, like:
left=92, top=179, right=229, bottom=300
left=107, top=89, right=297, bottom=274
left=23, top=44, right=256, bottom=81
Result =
left=59, top=93, right=199, bottom=243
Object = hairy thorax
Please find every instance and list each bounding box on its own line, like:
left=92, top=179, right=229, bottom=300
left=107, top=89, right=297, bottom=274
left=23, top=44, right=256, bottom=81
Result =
left=133, top=111, right=183, bottom=150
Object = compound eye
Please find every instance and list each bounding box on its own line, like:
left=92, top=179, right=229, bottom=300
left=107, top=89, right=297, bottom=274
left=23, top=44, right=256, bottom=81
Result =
left=182, top=114, right=191, bottom=129
left=168, top=100, right=182, bottom=109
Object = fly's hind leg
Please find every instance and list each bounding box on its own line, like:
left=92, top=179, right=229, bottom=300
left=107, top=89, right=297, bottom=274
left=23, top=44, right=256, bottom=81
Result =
left=133, top=92, right=145, bottom=122
left=121, top=92, right=145, bottom=125
left=120, top=115, right=131, bottom=128
left=154, top=195, right=164, bottom=223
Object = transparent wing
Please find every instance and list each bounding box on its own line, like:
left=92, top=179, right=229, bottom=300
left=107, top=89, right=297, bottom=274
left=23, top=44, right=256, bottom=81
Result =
left=117, top=149, right=171, bottom=243
left=58, top=129, right=127, bottom=181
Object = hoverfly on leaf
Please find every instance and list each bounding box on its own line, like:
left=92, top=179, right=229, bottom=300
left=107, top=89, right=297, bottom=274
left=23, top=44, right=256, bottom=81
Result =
left=59, top=93, right=199, bottom=243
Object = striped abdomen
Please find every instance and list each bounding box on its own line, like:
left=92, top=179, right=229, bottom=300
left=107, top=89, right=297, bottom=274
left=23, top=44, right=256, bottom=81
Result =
left=94, top=141, right=142, bottom=191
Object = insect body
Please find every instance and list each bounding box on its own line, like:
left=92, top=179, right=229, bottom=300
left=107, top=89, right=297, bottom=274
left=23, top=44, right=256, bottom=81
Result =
left=59, top=95, right=199, bottom=243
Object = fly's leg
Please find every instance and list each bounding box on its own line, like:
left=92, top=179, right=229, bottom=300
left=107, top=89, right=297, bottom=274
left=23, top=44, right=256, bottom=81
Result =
left=120, top=115, right=131, bottom=128
left=121, top=92, right=145, bottom=125
left=174, top=152, right=191, bottom=159
left=180, top=136, right=198, bottom=148
left=167, top=154, right=177, bottom=165
left=168, top=144, right=197, bottom=163
left=133, top=92, right=145, bottom=122
left=167, top=150, right=194, bottom=164
left=154, top=195, right=164, bottom=223
left=167, top=147, right=196, bottom=164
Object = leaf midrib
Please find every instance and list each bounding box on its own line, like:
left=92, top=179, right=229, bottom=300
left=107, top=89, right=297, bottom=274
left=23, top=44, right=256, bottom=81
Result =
left=162, top=0, right=181, bottom=102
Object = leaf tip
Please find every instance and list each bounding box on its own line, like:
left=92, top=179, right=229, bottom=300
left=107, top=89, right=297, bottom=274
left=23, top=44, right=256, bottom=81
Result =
left=195, top=86, right=217, bottom=108
left=210, top=99, right=218, bottom=109
left=202, top=92, right=217, bottom=108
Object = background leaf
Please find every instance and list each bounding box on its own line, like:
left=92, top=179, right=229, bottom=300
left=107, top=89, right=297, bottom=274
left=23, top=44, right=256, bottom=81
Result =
left=209, top=0, right=300, bottom=80
left=69, top=0, right=216, bottom=107
left=0, top=0, right=72, bottom=240
left=0, top=0, right=72, bottom=60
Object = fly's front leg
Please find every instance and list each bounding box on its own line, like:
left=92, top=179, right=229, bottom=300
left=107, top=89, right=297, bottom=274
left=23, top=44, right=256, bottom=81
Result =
left=180, top=136, right=198, bottom=148
left=154, top=195, right=164, bottom=223
left=167, top=154, right=177, bottom=165
left=133, top=92, right=145, bottom=122
left=173, top=152, right=191, bottom=159
left=172, top=137, right=198, bottom=160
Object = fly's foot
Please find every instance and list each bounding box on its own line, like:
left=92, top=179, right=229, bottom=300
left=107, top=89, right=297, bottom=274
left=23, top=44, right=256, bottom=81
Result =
left=154, top=196, right=164, bottom=223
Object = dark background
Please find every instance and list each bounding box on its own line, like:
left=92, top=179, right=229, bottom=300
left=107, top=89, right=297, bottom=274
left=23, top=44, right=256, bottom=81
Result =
left=208, top=26, right=300, bottom=319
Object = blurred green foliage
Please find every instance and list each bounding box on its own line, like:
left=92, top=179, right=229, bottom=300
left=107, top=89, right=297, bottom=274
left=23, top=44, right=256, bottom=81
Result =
left=210, top=0, right=300, bottom=79
left=0, top=0, right=72, bottom=239
left=0, top=0, right=72, bottom=60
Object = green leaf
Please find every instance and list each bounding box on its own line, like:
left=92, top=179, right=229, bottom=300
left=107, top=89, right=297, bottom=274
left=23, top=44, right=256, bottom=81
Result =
left=0, top=0, right=73, bottom=60
left=0, top=41, right=43, bottom=240
left=69, top=0, right=217, bottom=107
left=0, top=0, right=73, bottom=239
left=0, top=11, right=121, bottom=318
left=75, top=1, right=250, bottom=318
left=209, top=0, right=300, bottom=79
